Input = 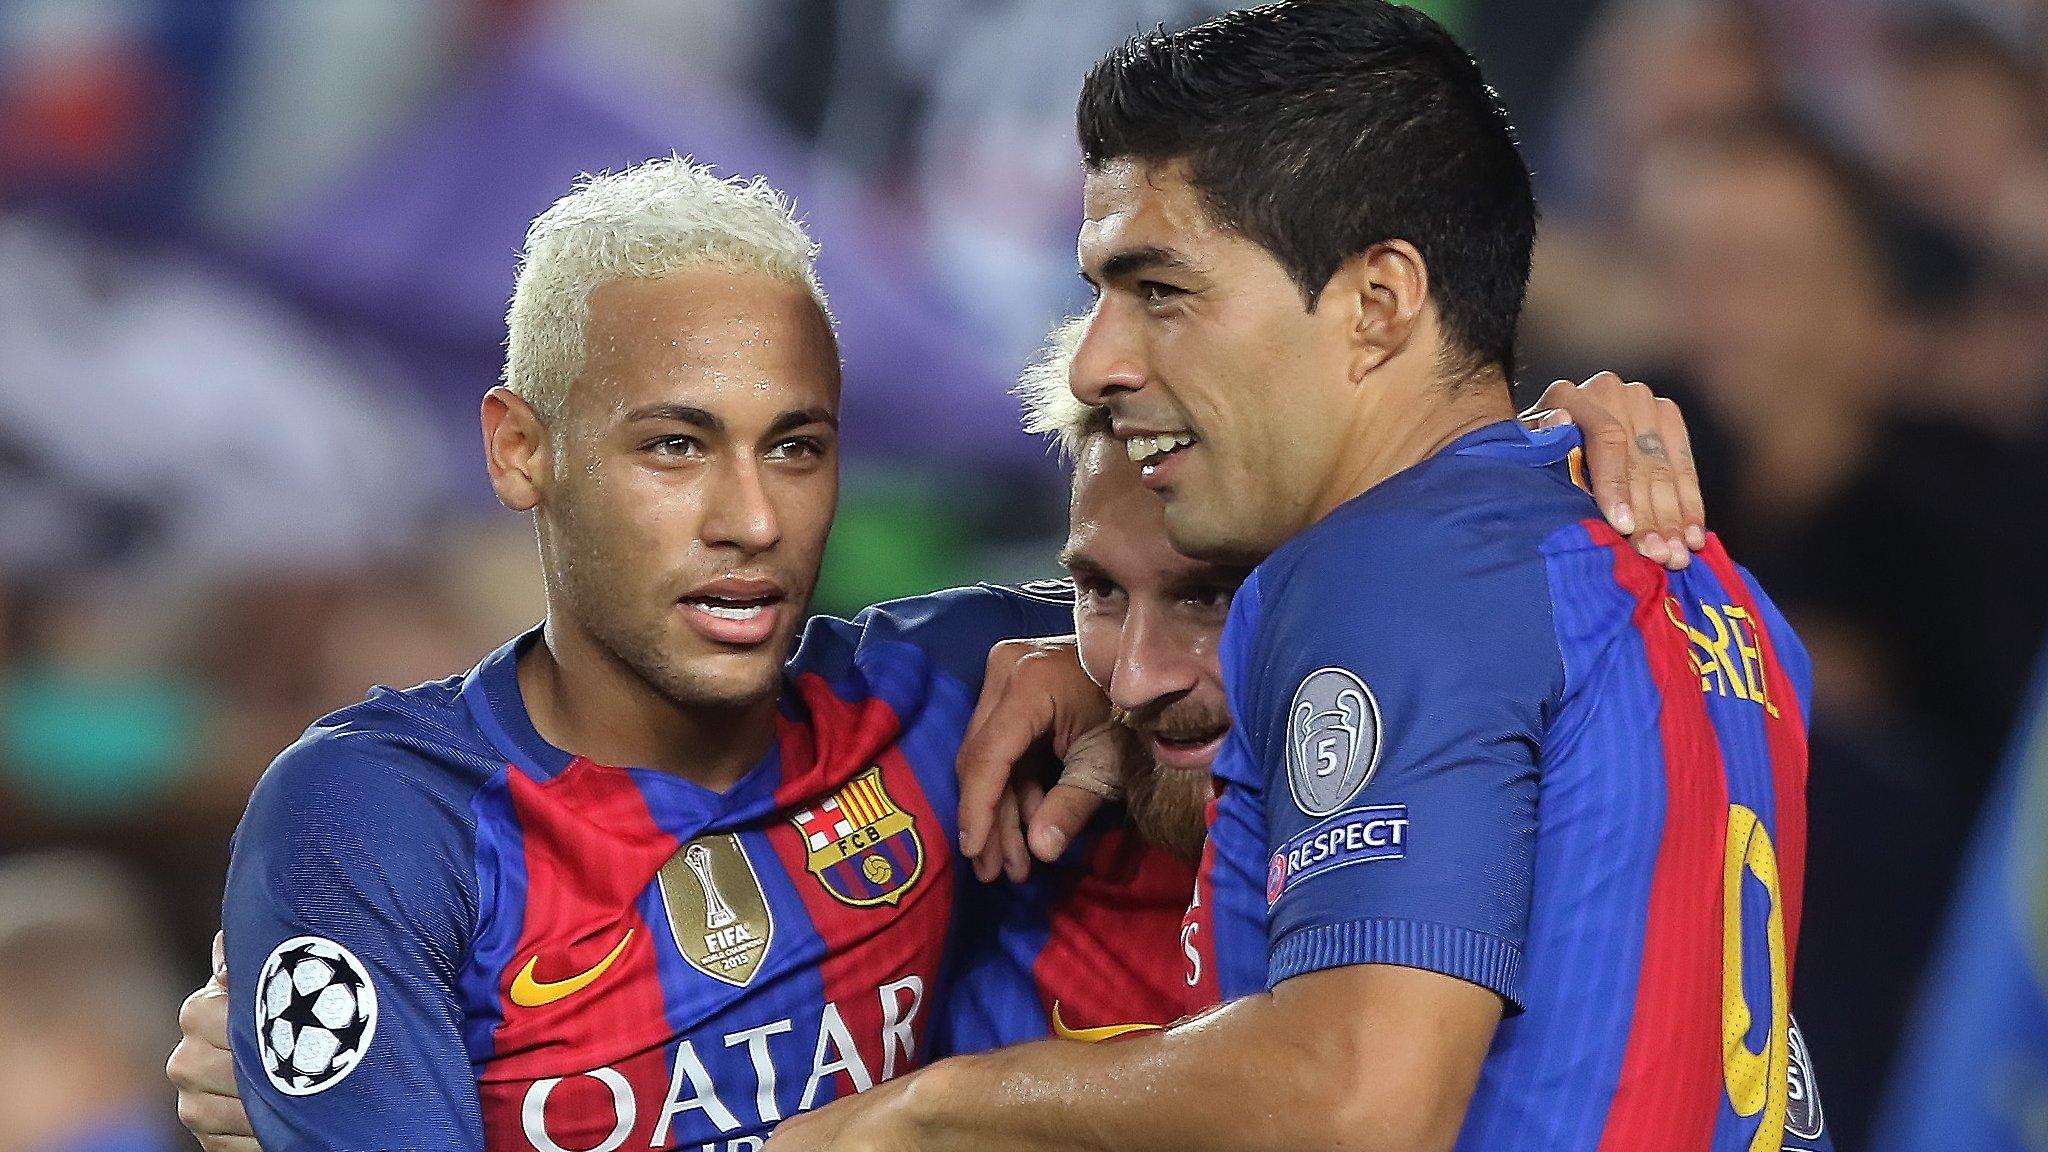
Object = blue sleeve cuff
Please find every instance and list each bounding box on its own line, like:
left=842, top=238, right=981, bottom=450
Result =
left=1268, top=919, right=1526, bottom=1011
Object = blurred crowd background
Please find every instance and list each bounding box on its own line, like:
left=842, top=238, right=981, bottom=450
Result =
left=0, top=1, right=2044, bottom=1150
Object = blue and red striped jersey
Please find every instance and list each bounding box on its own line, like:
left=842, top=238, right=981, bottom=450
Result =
left=935, top=818, right=1196, bottom=1054
left=224, top=584, right=1114, bottom=1152
left=1190, top=421, right=1829, bottom=1151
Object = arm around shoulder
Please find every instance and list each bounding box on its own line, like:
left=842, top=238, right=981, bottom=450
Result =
left=785, top=962, right=1501, bottom=1152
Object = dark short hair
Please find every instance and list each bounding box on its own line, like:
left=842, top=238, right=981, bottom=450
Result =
left=1077, top=0, right=1537, bottom=379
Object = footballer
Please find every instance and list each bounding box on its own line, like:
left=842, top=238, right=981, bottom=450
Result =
left=179, top=154, right=1696, bottom=1152
left=784, top=5, right=1824, bottom=1152
left=203, top=159, right=1189, bottom=1152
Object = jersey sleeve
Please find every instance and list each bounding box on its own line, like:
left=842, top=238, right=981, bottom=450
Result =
left=846, top=581, right=1077, bottom=691
left=1244, top=512, right=1562, bottom=1008
left=224, top=721, right=484, bottom=1152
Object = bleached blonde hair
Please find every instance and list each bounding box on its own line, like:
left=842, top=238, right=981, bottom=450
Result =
left=503, top=155, right=829, bottom=418
left=1015, top=313, right=1110, bottom=461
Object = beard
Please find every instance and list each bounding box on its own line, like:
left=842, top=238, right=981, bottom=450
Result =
left=1115, top=697, right=1229, bottom=863
left=1125, top=757, right=1212, bottom=863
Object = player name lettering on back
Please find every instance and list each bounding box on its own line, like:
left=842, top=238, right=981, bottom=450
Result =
left=518, top=977, right=923, bottom=1152
left=1664, top=597, right=1779, bottom=717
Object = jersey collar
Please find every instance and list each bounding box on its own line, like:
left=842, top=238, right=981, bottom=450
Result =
left=458, top=625, right=787, bottom=827
left=460, top=625, right=575, bottom=781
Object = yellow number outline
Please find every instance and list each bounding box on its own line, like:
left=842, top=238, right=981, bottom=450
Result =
left=1722, top=804, right=1790, bottom=1151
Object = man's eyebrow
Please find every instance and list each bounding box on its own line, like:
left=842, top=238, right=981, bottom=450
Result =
left=1056, top=546, right=1093, bottom=573
left=626, top=403, right=720, bottom=430
left=767, top=408, right=840, bottom=437
left=1089, top=246, right=1192, bottom=283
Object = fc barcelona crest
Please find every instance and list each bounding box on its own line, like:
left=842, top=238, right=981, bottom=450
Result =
left=791, top=766, right=925, bottom=907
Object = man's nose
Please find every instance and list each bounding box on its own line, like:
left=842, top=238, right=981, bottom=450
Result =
left=1106, top=605, right=1198, bottom=714
left=702, top=458, right=782, bottom=553
left=1070, top=307, right=1145, bottom=409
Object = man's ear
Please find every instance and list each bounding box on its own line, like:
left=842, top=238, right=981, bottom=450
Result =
left=1325, top=239, right=1429, bottom=384
left=482, top=387, right=552, bottom=512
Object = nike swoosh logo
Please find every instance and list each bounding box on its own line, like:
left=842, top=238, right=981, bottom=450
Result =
left=1050, top=1000, right=1163, bottom=1043
left=508, top=929, right=635, bottom=1008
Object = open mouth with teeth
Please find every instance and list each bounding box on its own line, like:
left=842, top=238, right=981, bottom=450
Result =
left=677, top=589, right=787, bottom=647
left=1126, top=431, right=1198, bottom=473
left=1141, top=722, right=1230, bottom=771
left=686, top=596, right=773, bottom=620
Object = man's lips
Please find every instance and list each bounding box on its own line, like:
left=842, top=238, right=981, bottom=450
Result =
left=1134, top=440, right=1194, bottom=491
left=677, top=578, right=787, bottom=648
left=1143, top=727, right=1228, bottom=773
left=1113, top=422, right=1200, bottom=487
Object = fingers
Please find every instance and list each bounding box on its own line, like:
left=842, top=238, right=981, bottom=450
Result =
left=167, top=1029, right=238, bottom=1099
left=958, top=638, right=1110, bottom=870
left=169, top=970, right=244, bottom=1152
left=176, top=1089, right=256, bottom=1148
left=957, top=647, right=1035, bottom=860
left=1006, top=778, right=1049, bottom=880
left=996, top=787, right=1030, bottom=883
left=1029, top=782, right=1106, bottom=863
left=212, top=930, right=227, bottom=982
left=1017, top=776, right=1048, bottom=828
left=1656, top=396, right=1707, bottom=550
left=969, top=818, right=1009, bottom=885
left=179, top=979, right=233, bottom=1060
left=1520, top=380, right=1579, bottom=431
left=1560, top=372, right=1697, bottom=568
left=1548, top=374, right=1639, bottom=537
left=170, top=977, right=252, bottom=1148
left=1027, top=722, right=1125, bottom=862
left=970, top=791, right=1002, bottom=883
left=958, top=687, right=1049, bottom=864
left=1617, top=380, right=1689, bottom=570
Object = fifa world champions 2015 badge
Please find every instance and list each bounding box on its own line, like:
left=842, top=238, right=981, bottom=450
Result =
left=255, top=936, right=378, bottom=1096
left=1286, top=666, right=1383, bottom=817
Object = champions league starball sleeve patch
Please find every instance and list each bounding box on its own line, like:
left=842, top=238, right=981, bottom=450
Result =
left=254, top=936, right=379, bottom=1096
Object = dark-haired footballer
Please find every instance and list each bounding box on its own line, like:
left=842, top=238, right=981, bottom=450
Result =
left=773, top=5, right=1827, bottom=1152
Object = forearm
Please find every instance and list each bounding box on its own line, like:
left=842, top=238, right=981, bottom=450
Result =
left=897, top=999, right=1327, bottom=1152
left=888, top=970, right=1485, bottom=1152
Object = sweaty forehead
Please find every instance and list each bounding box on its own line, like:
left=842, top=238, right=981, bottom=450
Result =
left=577, top=268, right=839, bottom=416
left=1078, top=159, right=1225, bottom=272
